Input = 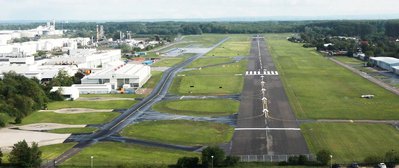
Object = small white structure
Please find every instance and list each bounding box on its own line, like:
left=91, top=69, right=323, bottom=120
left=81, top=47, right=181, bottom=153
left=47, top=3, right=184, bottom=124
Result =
left=81, top=63, right=151, bottom=90
left=50, top=86, right=80, bottom=100
left=71, top=84, right=112, bottom=94
left=392, top=66, right=399, bottom=75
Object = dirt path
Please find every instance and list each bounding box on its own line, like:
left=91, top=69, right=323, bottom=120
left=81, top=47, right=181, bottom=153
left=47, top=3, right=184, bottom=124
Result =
left=40, top=108, right=113, bottom=114
left=12, top=123, right=86, bottom=131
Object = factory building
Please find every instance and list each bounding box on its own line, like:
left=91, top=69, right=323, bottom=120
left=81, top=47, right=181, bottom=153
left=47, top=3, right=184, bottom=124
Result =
left=369, top=57, right=399, bottom=72
left=81, top=63, right=151, bottom=91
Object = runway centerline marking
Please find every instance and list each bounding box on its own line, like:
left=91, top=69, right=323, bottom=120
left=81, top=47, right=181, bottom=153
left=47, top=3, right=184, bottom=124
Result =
left=235, top=128, right=301, bottom=131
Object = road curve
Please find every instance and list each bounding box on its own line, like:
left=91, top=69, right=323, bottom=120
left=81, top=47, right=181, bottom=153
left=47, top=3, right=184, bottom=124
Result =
left=42, top=37, right=229, bottom=168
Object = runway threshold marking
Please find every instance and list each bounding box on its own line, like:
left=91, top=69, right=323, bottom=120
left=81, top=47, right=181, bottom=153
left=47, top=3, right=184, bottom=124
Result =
left=245, top=70, right=278, bottom=76
left=235, top=128, right=300, bottom=131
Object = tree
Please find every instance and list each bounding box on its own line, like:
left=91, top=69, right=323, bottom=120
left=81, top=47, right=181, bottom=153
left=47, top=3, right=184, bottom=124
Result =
left=9, top=140, right=42, bottom=168
left=50, top=70, right=73, bottom=86
left=316, top=149, right=331, bottom=166
left=201, top=146, right=225, bottom=167
left=385, top=150, right=399, bottom=163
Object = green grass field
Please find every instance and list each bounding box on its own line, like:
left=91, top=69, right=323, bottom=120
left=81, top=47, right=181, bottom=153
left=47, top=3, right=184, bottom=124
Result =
left=61, top=142, right=199, bottom=168
left=301, top=123, right=399, bottom=163
left=187, top=57, right=234, bottom=68
left=182, top=60, right=247, bottom=76
left=21, top=112, right=119, bottom=125
left=152, top=54, right=195, bottom=67
left=40, top=143, right=77, bottom=161
left=266, top=34, right=399, bottom=119
left=142, top=71, right=163, bottom=89
left=152, top=99, right=239, bottom=116
left=79, top=94, right=143, bottom=99
left=120, top=120, right=234, bottom=146
left=47, top=100, right=137, bottom=110
left=206, top=35, right=251, bottom=56
left=48, top=127, right=97, bottom=134
left=170, top=75, right=244, bottom=95
left=182, top=34, right=227, bottom=48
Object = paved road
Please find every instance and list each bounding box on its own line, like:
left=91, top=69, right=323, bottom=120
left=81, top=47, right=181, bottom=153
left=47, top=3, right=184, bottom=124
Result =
left=230, top=36, right=309, bottom=155
left=329, top=57, right=399, bottom=95
left=42, top=38, right=229, bottom=168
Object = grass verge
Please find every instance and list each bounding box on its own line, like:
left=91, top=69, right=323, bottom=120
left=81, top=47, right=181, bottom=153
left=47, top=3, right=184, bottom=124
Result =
left=61, top=142, right=199, bottom=167
left=21, top=112, right=119, bottom=125
left=48, top=127, right=97, bottom=134
left=266, top=34, right=399, bottom=119
left=170, top=76, right=244, bottom=95
left=47, top=100, right=137, bottom=110
left=152, top=99, right=239, bottom=116
left=40, top=143, right=77, bottom=161
left=120, top=120, right=234, bottom=146
left=301, top=123, right=399, bottom=163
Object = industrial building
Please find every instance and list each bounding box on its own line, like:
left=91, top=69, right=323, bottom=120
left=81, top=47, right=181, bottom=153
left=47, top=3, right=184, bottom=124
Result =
left=81, top=63, right=151, bottom=91
left=370, top=57, right=399, bottom=72
left=50, top=86, right=80, bottom=100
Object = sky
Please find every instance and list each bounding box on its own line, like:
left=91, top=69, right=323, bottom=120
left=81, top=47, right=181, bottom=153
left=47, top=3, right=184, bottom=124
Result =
left=1, top=0, right=399, bottom=21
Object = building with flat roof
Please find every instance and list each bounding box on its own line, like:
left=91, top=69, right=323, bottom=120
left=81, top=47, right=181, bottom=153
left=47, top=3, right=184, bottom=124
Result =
left=370, top=57, right=399, bottom=71
left=81, top=63, right=151, bottom=90
left=50, top=86, right=80, bottom=100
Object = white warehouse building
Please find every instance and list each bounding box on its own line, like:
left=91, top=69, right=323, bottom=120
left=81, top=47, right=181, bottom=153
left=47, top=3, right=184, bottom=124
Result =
left=370, top=57, right=399, bottom=72
left=81, top=63, right=151, bottom=90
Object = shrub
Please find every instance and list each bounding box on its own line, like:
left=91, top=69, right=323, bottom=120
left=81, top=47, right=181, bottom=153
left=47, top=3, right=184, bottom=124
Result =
left=316, top=149, right=332, bottom=166
left=224, top=155, right=239, bottom=166
left=201, top=146, right=225, bottom=167
left=176, top=157, right=199, bottom=168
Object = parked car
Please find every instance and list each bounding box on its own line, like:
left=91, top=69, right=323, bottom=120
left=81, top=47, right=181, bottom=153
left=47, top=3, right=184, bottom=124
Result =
left=377, top=163, right=387, bottom=168
left=349, top=163, right=359, bottom=168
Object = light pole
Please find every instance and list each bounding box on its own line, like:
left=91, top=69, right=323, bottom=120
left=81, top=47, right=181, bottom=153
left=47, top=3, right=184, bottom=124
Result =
left=330, top=155, right=333, bottom=168
left=211, top=155, right=214, bottom=168
left=90, top=156, right=94, bottom=168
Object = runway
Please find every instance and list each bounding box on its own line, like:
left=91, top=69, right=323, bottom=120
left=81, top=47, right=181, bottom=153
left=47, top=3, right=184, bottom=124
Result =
left=230, top=35, right=309, bottom=156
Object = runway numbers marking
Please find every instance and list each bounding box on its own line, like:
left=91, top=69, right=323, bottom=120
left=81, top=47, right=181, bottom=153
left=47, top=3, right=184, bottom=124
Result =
left=245, top=70, right=278, bottom=76
left=235, top=128, right=300, bottom=131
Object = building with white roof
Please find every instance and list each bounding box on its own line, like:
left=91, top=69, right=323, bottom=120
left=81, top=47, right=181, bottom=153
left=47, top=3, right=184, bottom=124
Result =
left=81, top=63, right=151, bottom=90
left=370, top=57, right=399, bottom=71
left=50, top=86, right=80, bottom=100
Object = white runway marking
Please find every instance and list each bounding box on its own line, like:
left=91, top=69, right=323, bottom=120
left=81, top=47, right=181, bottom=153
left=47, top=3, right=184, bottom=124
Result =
left=235, top=128, right=301, bottom=131
left=245, top=70, right=279, bottom=76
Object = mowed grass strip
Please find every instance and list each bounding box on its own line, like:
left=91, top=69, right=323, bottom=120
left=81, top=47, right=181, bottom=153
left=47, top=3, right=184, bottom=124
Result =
left=48, top=127, right=97, bottom=134
left=120, top=120, right=234, bottom=146
left=21, top=112, right=119, bottom=125
left=301, top=123, right=399, bottom=163
left=206, top=35, right=251, bottom=56
left=182, top=34, right=227, bottom=48
left=152, top=54, right=195, bottom=67
left=152, top=99, right=239, bottom=116
left=61, top=142, right=199, bottom=167
left=266, top=34, right=399, bottom=119
left=79, top=93, right=143, bottom=99
left=182, top=60, right=247, bottom=76
left=187, top=57, right=234, bottom=68
left=142, top=71, right=163, bottom=89
left=170, top=76, right=244, bottom=95
left=47, top=100, right=137, bottom=110
left=40, top=143, right=77, bottom=160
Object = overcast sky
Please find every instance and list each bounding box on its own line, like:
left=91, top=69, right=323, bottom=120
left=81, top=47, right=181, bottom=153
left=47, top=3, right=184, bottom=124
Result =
left=1, top=0, right=399, bottom=21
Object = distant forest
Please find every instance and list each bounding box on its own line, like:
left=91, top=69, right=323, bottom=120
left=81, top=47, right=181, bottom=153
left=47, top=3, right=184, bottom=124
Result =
left=2, top=20, right=399, bottom=57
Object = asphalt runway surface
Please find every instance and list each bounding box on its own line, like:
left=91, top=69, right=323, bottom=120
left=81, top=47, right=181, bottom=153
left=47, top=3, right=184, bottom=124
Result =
left=230, top=36, right=309, bottom=155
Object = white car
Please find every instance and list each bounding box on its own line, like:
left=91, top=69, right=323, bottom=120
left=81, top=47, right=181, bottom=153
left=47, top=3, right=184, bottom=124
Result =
left=377, top=163, right=386, bottom=168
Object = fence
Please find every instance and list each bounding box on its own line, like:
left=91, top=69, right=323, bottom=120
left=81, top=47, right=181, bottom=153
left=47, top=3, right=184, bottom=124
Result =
left=237, top=154, right=315, bottom=162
